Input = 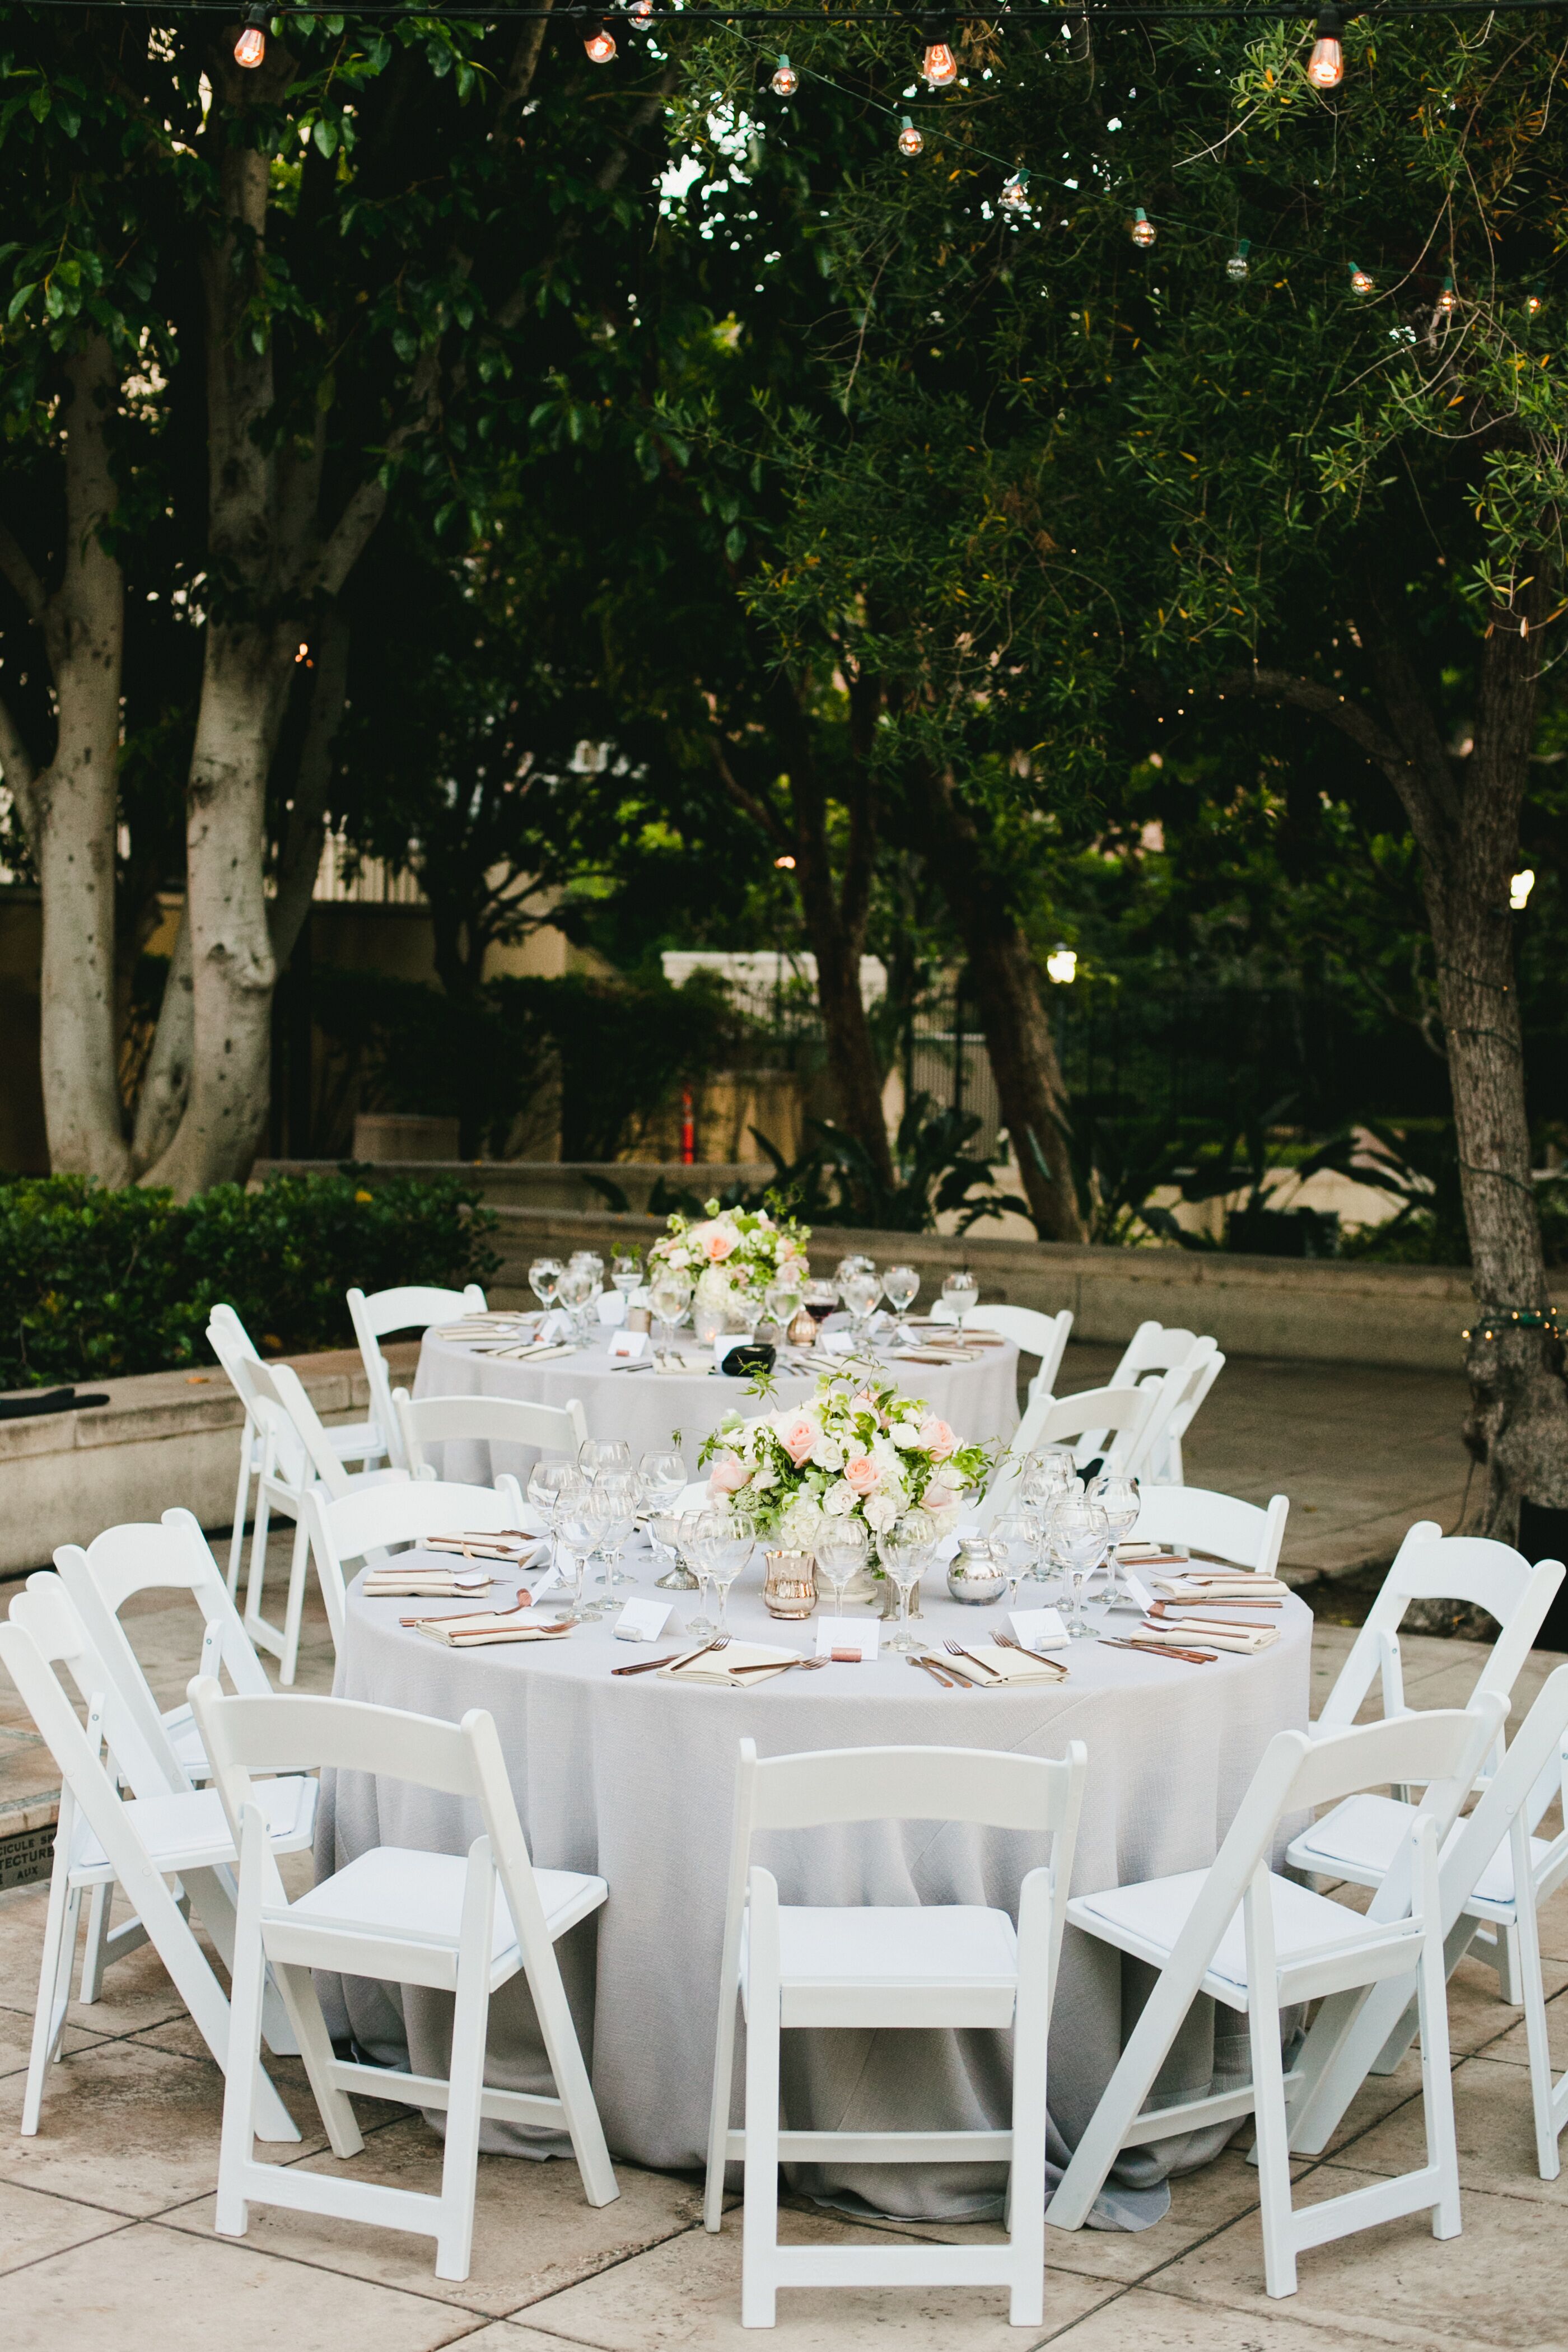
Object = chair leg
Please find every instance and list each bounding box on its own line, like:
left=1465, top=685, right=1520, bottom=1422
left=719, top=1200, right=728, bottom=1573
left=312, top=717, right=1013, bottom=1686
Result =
left=23, top=1859, right=81, bottom=2136
left=1244, top=1877, right=1297, bottom=2299
left=529, top=1931, right=618, bottom=2210
left=245, top=1481, right=274, bottom=1630
left=1007, top=1877, right=1050, bottom=2328
left=435, top=1859, right=495, bottom=2283
left=1415, top=1844, right=1461, bottom=2241
left=275, top=1961, right=363, bottom=2157
left=279, top=1519, right=311, bottom=1688
left=227, top=1439, right=254, bottom=1600
left=1496, top=1922, right=1524, bottom=2006
left=78, top=1880, right=112, bottom=2004
left=704, top=1982, right=741, bottom=2230
left=741, top=1872, right=781, bottom=2329
left=1514, top=1881, right=1559, bottom=2182
left=216, top=1819, right=269, bottom=2239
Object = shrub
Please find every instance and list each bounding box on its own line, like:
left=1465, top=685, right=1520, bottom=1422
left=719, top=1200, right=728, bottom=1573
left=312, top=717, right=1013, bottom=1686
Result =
left=0, top=1170, right=499, bottom=1389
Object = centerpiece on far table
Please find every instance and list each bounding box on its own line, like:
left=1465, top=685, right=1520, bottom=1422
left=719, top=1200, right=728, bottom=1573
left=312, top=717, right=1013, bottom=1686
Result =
left=648, top=1198, right=810, bottom=1332
left=698, top=1370, right=993, bottom=1555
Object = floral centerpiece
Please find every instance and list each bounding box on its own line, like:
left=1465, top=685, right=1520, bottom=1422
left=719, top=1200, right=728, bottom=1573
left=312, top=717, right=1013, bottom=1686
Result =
left=648, top=1198, right=810, bottom=1326
left=698, top=1371, right=993, bottom=1554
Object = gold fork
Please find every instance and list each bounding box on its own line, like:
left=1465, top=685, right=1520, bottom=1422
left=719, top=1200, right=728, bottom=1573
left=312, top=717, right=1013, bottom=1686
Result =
left=942, top=1638, right=1002, bottom=1681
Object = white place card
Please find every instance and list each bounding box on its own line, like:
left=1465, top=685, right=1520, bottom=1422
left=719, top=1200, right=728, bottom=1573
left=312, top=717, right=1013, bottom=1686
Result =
left=1119, top=1569, right=1156, bottom=1614
left=614, top=1598, right=673, bottom=1643
left=608, top=1327, right=648, bottom=1361
left=815, top=1617, right=879, bottom=1661
left=525, top=1561, right=562, bottom=1603
left=1009, top=1607, right=1069, bottom=1651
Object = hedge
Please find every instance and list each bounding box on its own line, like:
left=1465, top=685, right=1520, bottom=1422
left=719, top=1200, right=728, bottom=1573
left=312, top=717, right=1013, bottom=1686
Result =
left=0, top=1170, right=500, bottom=1389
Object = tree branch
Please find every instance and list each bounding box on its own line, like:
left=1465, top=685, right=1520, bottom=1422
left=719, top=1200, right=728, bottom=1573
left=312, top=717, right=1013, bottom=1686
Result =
left=0, top=517, right=47, bottom=628
left=707, top=735, right=794, bottom=853
left=269, top=603, right=350, bottom=966
left=0, top=687, right=39, bottom=851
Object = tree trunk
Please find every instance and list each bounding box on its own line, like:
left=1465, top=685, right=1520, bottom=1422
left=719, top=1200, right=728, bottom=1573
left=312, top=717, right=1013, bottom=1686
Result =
left=132, top=909, right=193, bottom=1174
left=906, top=762, right=1087, bottom=1243
left=0, top=335, right=130, bottom=1182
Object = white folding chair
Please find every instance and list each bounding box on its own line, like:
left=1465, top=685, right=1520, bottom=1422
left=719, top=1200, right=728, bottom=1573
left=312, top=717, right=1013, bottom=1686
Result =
left=930, top=1304, right=1074, bottom=1404
left=393, top=1387, right=588, bottom=1484
left=0, top=1578, right=314, bottom=2144
left=301, top=1474, right=526, bottom=1651
left=208, top=1304, right=386, bottom=1600
left=703, top=1737, right=1086, bottom=2328
left=1130, top=1343, right=1225, bottom=1485
left=348, top=1283, right=488, bottom=1471
left=1288, top=1667, right=1568, bottom=2181
left=189, top=1680, right=617, bottom=2283
left=976, top=1382, right=1160, bottom=1529
left=1128, top=1485, right=1290, bottom=1580
left=1048, top=1698, right=1505, bottom=2297
left=1107, top=1318, right=1209, bottom=1390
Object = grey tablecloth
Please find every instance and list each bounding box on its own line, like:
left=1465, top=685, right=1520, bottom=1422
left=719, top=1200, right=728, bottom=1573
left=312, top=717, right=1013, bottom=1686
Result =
left=410, top=1324, right=1021, bottom=1485
left=317, top=1556, right=1312, bottom=2227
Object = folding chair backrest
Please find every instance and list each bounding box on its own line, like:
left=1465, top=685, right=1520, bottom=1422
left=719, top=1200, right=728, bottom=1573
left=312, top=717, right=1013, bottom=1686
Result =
left=207, top=1305, right=263, bottom=1411
left=963, top=1308, right=1074, bottom=1397
left=348, top=1284, right=487, bottom=1468
left=976, top=1382, right=1160, bottom=1527
left=394, top=1388, right=588, bottom=1477
left=55, top=1508, right=270, bottom=1701
left=249, top=1359, right=353, bottom=1496
left=304, top=1474, right=525, bottom=1644
left=1440, top=1666, right=1568, bottom=1917
left=1130, top=1485, right=1289, bottom=1577
left=1108, top=1319, right=1205, bottom=1387
left=5, top=1575, right=184, bottom=1798
left=1315, top=1525, right=1565, bottom=1731
left=1155, top=1343, right=1224, bottom=1443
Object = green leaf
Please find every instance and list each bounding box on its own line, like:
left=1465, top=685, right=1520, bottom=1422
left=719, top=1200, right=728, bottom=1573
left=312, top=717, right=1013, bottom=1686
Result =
left=6, top=281, right=36, bottom=323
left=27, top=86, right=49, bottom=123
left=312, top=116, right=339, bottom=158
left=725, top=524, right=746, bottom=562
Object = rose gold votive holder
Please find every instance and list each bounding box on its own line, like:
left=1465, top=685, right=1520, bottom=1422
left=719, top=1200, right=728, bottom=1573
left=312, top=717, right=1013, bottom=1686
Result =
left=762, top=1550, right=818, bottom=1619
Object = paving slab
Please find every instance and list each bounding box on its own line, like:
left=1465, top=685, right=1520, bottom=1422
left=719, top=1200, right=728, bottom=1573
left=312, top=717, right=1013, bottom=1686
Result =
left=1046, top=2284, right=1397, bottom=2350
left=0, top=2173, right=130, bottom=2273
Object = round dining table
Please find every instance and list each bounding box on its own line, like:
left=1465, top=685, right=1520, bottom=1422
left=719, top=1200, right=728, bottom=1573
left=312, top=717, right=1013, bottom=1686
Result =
left=316, top=1546, right=1314, bottom=2230
left=409, top=1318, right=1024, bottom=1485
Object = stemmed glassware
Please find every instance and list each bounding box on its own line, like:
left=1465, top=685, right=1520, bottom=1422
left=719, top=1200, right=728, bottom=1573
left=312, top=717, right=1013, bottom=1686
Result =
left=989, top=1508, right=1037, bottom=1612
left=840, top=1267, right=881, bottom=1348
left=881, top=1263, right=920, bottom=1341
left=694, top=1509, right=757, bottom=1639
left=529, top=1256, right=564, bottom=1316
left=557, top=1259, right=595, bottom=1339
left=612, top=1253, right=642, bottom=1307
left=765, top=1275, right=804, bottom=1337
left=1052, top=1491, right=1111, bottom=1638
left=814, top=1519, right=869, bottom=1618
left=527, top=1457, right=575, bottom=1542
left=801, top=1277, right=839, bottom=1333
left=1021, top=1448, right=1078, bottom=1581
left=879, top=1511, right=936, bottom=1654
left=588, top=1470, right=640, bottom=1598
left=580, top=1438, right=632, bottom=1477
left=1088, top=1472, right=1141, bottom=1611
left=648, top=1268, right=692, bottom=1359
left=638, top=1450, right=692, bottom=1588
left=550, top=1471, right=596, bottom=1624
left=941, top=1268, right=978, bottom=1337
left=678, top=1510, right=716, bottom=1633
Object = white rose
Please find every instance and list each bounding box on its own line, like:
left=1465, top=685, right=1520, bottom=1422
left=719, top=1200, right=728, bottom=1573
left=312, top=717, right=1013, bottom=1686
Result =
left=935, top=1460, right=965, bottom=1490
left=864, top=1492, right=898, bottom=1533
left=822, top=1481, right=856, bottom=1517
left=810, top=1436, right=845, bottom=1472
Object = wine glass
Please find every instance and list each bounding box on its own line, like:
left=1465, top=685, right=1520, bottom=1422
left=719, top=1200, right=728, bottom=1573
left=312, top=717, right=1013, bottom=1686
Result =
left=941, top=1269, right=978, bottom=1337
left=834, top=1253, right=875, bottom=1286
left=1052, top=1491, right=1110, bottom=1639
left=677, top=1509, right=715, bottom=1632
left=648, top=1511, right=698, bottom=1590
left=881, top=1263, right=919, bottom=1341
left=841, top=1268, right=880, bottom=1346
left=612, top=1253, right=641, bottom=1304
left=529, top=1256, right=564, bottom=1315
left=580, top=1438, right=633, bottom=1476
left=878, top=1512, right=935, bottom=1654
left=694, top=1508, right=757, bottom=1639
left=802, top=1277, right=838, bottom=1331
left=1088, top=1472, right=1141, bottom=1611
left=589, top=1470, right=639, bottom=1596
left=570, top=1250, right=605, bottom=1287
left=990, top=1508, right=1037, bottom=1612
left=557, top=1259, right=595, bottom=1338
left=1021, top=1448, right=1077, bottom=1570
left=550, top=1471, right=596, bottom=1624
left=765, top=1274, right=804, bottom=1336
left=814, top=1518, right=869, bottom=1620
left=648, top=1268, right=692, bottom=1357
left=527, top=1457, right=575, bottom=1547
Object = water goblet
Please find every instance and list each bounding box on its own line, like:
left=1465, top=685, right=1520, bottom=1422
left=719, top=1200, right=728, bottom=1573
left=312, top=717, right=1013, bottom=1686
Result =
left=841, top=1267, right=881, bottom=1347
left=589, top=1470, right=639, bottom=1596
left=814, top=1518, right=869, bottom=1620
left=878, top=1512, right=936, bottom=1654
left=989, top=1508, right=1037, bottom=1612
left=834, top=1253, right=875, bottom=1287
left=648, top=1511, right=698, bottom=1590
left=1088, top=1472, right=1141, bottom=1611
left=941, top=1268, right=978, bottom=1337
left=1052, top=1492, right=1110, bottom=1638
left=612, top=1253, right=641, bottom=1304
left=529, top=1256, right=564, bottom=1314
left=648, top=1270, right=692, bottom=1357
left=695, top=1509, right=757, bottom=1639
left=881, top=1263, right=920, bottom=1341
left=549, top=1471, right=595, bottom=1624
left=557, top=1260, right=595, bottom=1338
left=765, top=1275, right=804, bottom=1337
left=580, top=1438, right=633, bottom=1476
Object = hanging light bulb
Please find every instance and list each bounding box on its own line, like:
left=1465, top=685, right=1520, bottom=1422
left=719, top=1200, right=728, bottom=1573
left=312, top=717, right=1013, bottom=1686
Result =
left=629, top=0, right=654, bottom=22
left=1438, top=275, right=1457, bottom=315
left=897, top=114, right=924, bottom=157
left=233, top=4, right=267, bottom=67
left=1306, top=4, right=1345, bottom=90
left=1348, top=261, right=1374, bottom=295
left=771, top=53, right=798, bottom=96
left=1131, top=207, right=1155, bottom=249
left=921, top=36, right=959, bottom=88
left=1000, top=167, right=1030, bottom=213
left=584, top=20, right=617, bottom=62
left=1227, top=238, right=1250, bottom=282
left=1526, top=288, right=1544, bottom=316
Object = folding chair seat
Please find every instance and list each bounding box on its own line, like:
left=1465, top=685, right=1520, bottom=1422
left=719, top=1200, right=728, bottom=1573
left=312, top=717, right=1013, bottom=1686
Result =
left=208, top=1303, right=387, bottom=1602
left=302, top=1474, right=526, bottom=1650
left=348, top=1282, right=488, bottom=1471
left=1048, top=1698, right=1505, bottom=2297
left=1129, top=1483, right=1289, bottom=1580
left=704, top=1737, right=1086, bottom=2328
left=0, top=1577, right=313, bottom=2144
left=190, top=1681, right=617, bottom=2283
left=393, top=1386, right=588, bottom=1485
left=1287, top=1665, right=1568, bottom=2181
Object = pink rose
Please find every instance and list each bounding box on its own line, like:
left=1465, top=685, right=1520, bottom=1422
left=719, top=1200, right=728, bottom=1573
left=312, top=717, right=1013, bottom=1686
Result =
left=778, top=1414, right=818, bottom=1467
left=921, top=1480, right=959, bottom=1514
left=918, top=1416, right=956, bottom=1462
left=843, top=1454, right=880, bottom=1496
left=707, top=1452, right=749, bottom=1495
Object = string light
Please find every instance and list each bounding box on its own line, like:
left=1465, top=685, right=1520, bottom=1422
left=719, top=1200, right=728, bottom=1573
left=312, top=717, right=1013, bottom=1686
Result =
left=1438, top=274, right=1457, bottom=314
left=1227, top=237, right=1250, bottom=281
left=921, top=30, right=959, bottom=87
left=1348, top=261, right=1374, bottom=294
left=233, top=3, right=267, bottom=66
left=1131, top=206, right=1156, bottom=248
left=1510, top=868, right=1536, bottom=909
left=1527, top=288, right=1544, bottom=315
left=584, top=17, right=616, bottom=58
left=1306, top=3, right=1345, bottom=88
left=629, top=0, right=654, bottom=21
left=1000, top=166, right=1030, bottom=211
left=771, top=52, right=798, bottom=92
left=898, top=114, right=924, bottom=156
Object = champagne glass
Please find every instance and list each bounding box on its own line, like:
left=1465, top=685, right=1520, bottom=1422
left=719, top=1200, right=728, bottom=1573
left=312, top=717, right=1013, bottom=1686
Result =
left=695, top=1508, right=757, bottom=1639
left=529, top=1256, right=564, bottom=1315
left=990, top=1508, right=1037, bottom=1612
left=941, top=1268, right=978, bottom=1337
left=1052, top=1492, right=1110, bottom=1638
left=814, top=1518, right=869, bottom=1620
left=648, top=1268, right=692, bottom=1357
left=881, top=1263, right=919, bottom=1341
left=879, top=1512, right=935, bottom=1654
left=1088, top=1472, right=1141, bottom=1611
